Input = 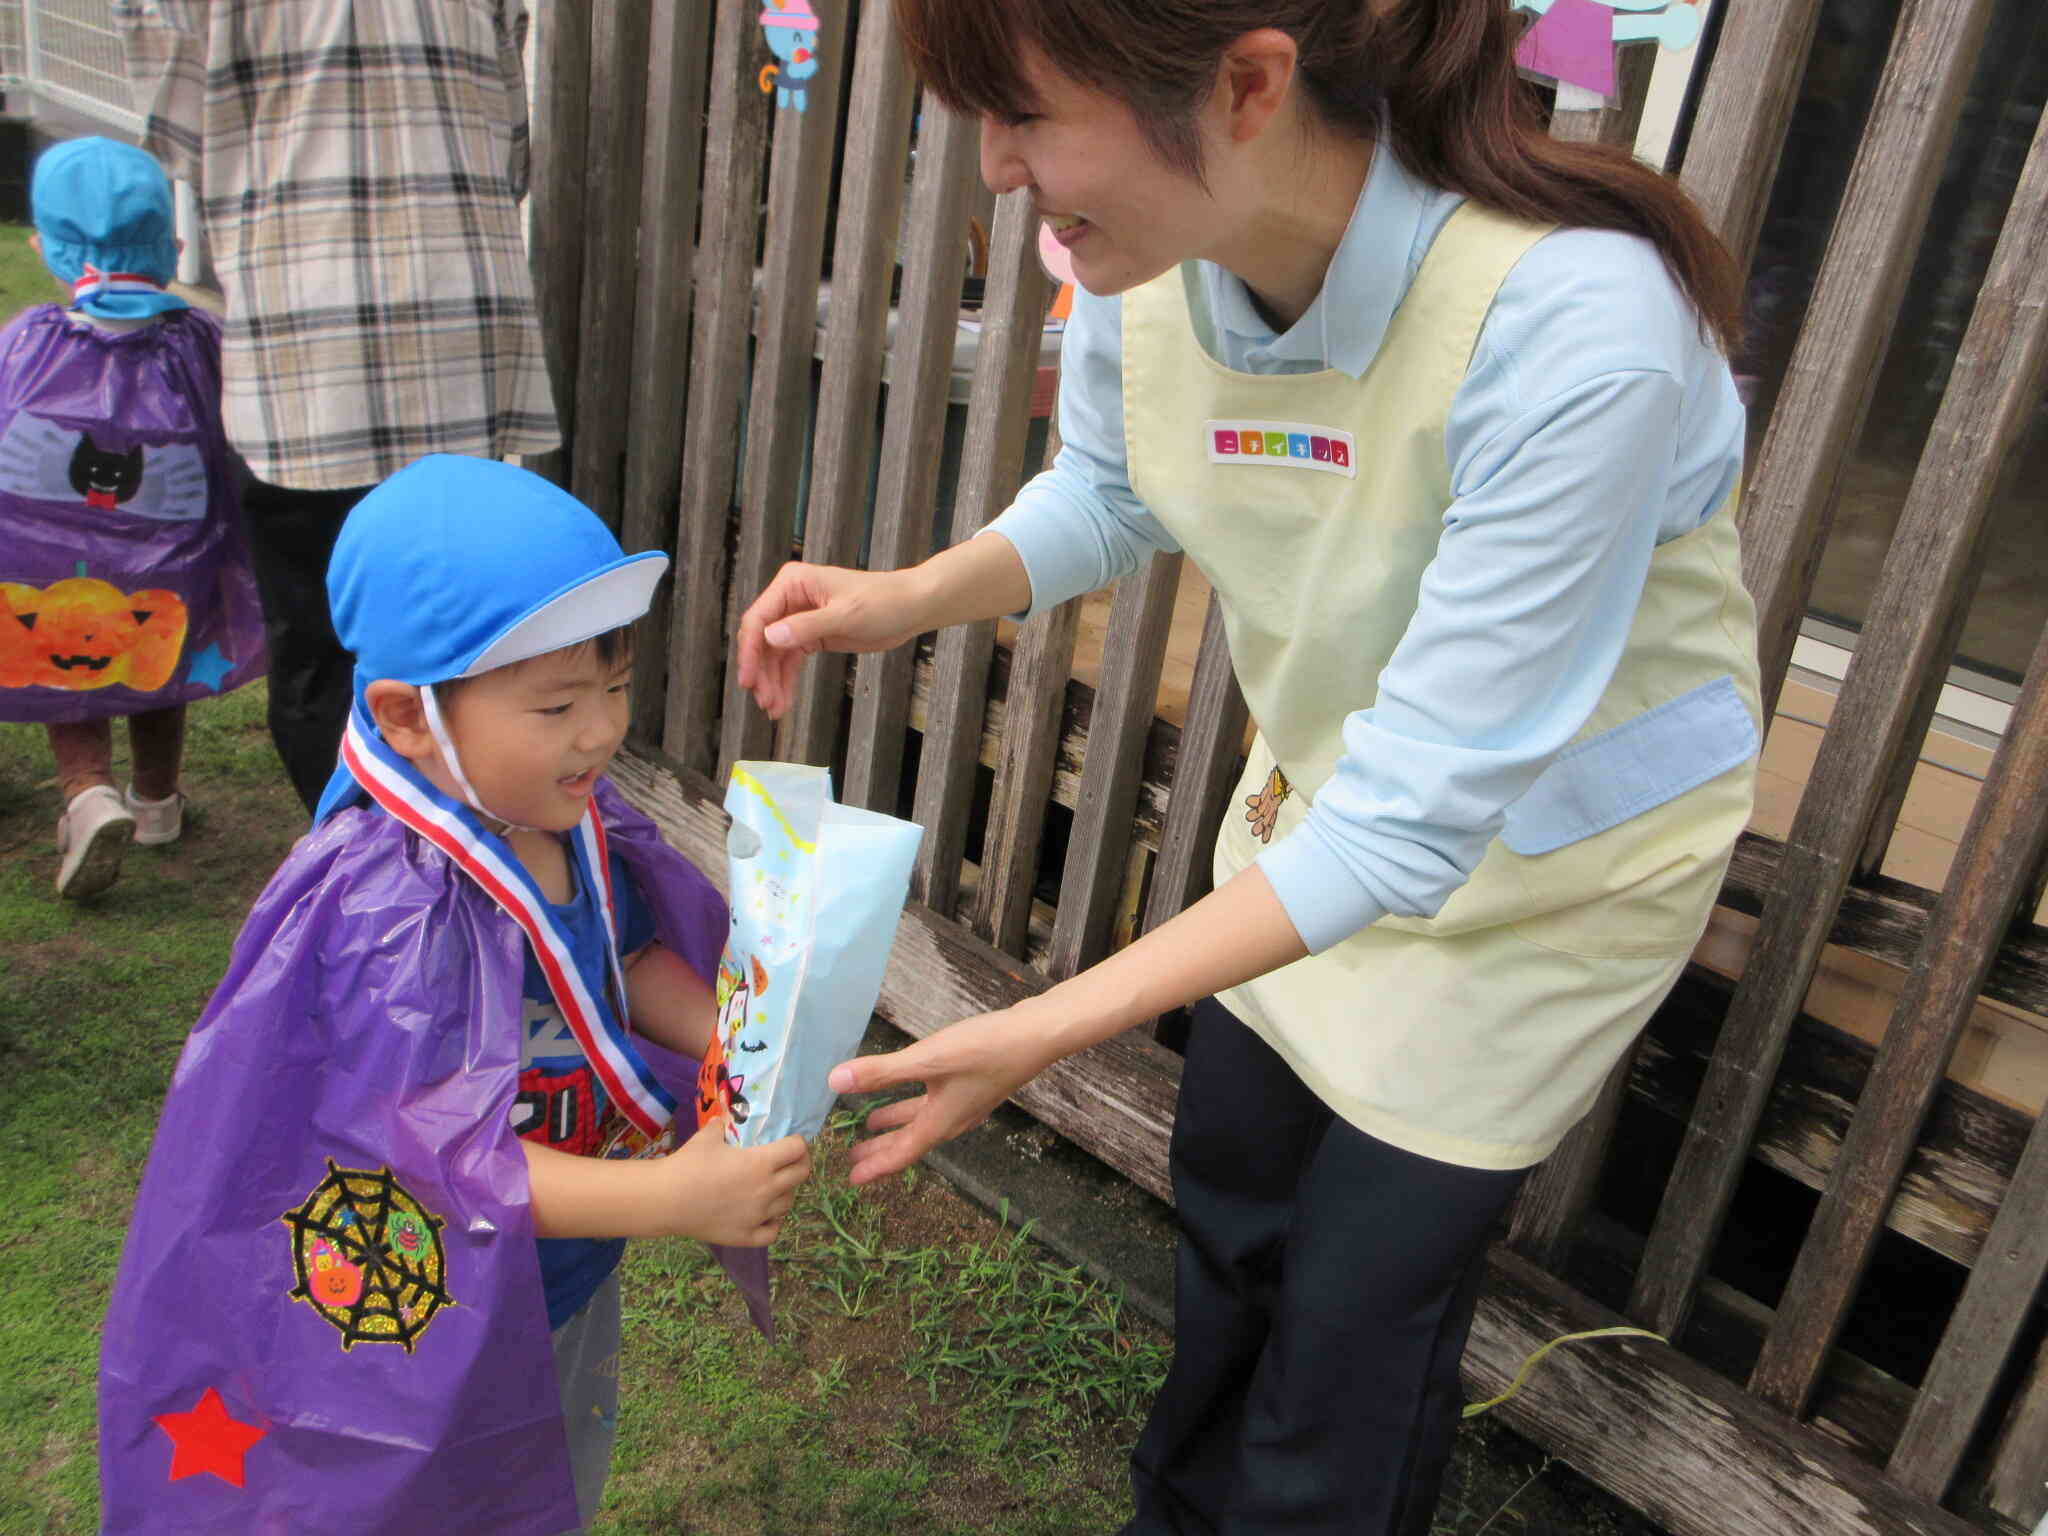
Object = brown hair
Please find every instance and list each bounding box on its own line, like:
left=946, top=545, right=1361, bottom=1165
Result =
left=893, top=0, right=1742, bottom=351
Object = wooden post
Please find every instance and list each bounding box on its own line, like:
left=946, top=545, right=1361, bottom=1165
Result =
left=718, top=7, right=850, bottom=778
left=1734, top=0, right=1999, bottom=721
left=1889, top=984, right=2048, bottom=1501
left=663, top=0, right=774, bottom=776
left=841, top=105, right=978, bottom=815
left=1629, top=0, right=2000, bottom=1344
left=1748, top=99, right=2048, bottom=1419
left=623, top=0, right=713, bottom=737
left=527, top=0, right=593, bottom=488
left=571, top=0, right=654, bottom=532
left=1139, top=594, right=1249, bottom=938
left=1046, top=550, right=1183, bottom=979
left=909, top=189, right=1048, bottom=916
left=1676, top=0, right=1827, bottom=277
left=974, top=425, right=1082, bottom=958
left=780, top=0, right=917, bottom=767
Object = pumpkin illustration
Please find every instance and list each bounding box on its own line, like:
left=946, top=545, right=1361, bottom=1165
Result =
left=0, top=576, right=187, bottom=692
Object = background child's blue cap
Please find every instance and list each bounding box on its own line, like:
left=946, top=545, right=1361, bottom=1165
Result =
left=31, top=137, right=187, bottom=321
left=313, top=455, right=668, bottom=822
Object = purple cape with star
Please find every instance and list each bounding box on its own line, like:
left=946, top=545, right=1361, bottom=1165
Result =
left=0, top=303, right=264, bottom=723
left=98, top=781, right=770, bottom=1535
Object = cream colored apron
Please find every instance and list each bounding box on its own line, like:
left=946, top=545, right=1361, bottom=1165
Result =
left=1121, top=203, right=1761, bottom=1169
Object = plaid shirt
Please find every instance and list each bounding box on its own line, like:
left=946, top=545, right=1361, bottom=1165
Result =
left=116, top=0, right=560, bottom=489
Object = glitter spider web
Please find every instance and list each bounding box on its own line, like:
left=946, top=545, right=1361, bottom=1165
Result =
left=281, top=1161, right=455, bottom=1353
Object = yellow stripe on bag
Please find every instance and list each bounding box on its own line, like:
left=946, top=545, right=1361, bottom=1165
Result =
left=1461, top=1327, right=1665, bottom=1418
left=727, top=765, right=817, bottom=853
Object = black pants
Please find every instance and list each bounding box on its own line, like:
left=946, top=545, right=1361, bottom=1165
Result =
left=240, top=478, right=373, bottom=813
left=1125, top=999, right=1528, bottom=1536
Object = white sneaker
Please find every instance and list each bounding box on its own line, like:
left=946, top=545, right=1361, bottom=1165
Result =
left=125, top=784, right=186, bottom=845
left=55, top=784, right=135, bottom=898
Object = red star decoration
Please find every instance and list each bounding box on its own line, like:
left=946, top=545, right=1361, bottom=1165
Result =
left=153, top=1387, right=266, bottom=1487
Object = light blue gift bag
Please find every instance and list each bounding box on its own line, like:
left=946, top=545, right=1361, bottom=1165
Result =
left=696, top=761, right=923, bottom=1145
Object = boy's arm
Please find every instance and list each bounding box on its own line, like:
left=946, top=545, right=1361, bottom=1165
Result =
left=621, top=941, right=717, bottom=1059
left=523, top=1131, right=809, bottom=1248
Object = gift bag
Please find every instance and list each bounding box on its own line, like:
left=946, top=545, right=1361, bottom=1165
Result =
left=698, top=761, right=922, bottom=1145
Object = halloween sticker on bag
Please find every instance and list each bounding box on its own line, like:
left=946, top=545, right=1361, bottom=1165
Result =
left=697, top=762, right=921, bottom=1145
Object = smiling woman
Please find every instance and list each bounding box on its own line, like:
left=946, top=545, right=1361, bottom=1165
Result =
left=734, top=2, right=1760, bottom=1531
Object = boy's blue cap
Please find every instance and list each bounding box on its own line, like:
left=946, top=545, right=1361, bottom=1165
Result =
left=31, top=137, right=187, bottom=321
left=314, top=455, right=668, bottom=822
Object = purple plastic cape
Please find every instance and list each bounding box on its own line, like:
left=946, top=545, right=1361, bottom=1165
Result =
left=0, top=303, right=264, bottom=723
left=98, top=780, right=770, bottom=1535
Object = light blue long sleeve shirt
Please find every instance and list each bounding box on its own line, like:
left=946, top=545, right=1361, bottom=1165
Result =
left=984, top=146, right=1747, bottom=954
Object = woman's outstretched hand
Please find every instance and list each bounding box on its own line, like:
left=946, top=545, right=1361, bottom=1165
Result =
left=736, top=562, right=927, bottom=719
left=826, top=1008, right=1058, bottom=1185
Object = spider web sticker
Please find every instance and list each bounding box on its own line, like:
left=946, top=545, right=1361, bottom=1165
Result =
left=281, top=1161, right=455, bottom=1353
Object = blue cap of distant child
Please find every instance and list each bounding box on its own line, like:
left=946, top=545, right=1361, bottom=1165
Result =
left=314, top=455, right=668, bottom=824
left=31, top=137, right=188, bottom=321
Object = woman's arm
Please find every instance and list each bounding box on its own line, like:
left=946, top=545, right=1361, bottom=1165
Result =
left=827, top=864, right=1306, bottom=1183
left=736, top=285, right=1175, bottom=719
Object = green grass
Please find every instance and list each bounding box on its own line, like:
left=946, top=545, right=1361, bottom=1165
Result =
left=0, top=221, right=55, bottom=315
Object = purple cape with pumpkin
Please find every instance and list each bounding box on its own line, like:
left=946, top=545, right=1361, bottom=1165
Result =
left=0, top=302, right=265, bottom=721
left=96, top=775, right=770, bottom=1534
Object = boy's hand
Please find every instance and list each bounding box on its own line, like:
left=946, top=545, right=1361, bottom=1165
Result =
left=658, top=1123, right=811, bottom=1247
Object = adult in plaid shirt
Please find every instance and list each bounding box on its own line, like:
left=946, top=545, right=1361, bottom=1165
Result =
left=117, top=0, right=561, bottom=812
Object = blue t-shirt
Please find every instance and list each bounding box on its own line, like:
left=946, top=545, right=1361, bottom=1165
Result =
left=512, top=844, right=656, bottom=1329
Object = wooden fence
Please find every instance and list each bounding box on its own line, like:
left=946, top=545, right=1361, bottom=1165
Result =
left=530, top=2, right=2048, bottom=1532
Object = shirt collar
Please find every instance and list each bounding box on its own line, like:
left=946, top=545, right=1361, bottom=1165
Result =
left=1205, top=138, right=1446, bottom=379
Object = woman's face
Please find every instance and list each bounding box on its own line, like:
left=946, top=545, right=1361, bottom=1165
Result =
left=978, top=45, right=1226, bottom=297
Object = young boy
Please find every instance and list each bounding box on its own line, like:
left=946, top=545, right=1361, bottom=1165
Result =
left=98, top=456, right=810, bottom=1535
left=0, top=136, right=264, bottom=897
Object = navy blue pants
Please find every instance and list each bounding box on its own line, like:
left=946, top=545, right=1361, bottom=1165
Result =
left=1125, top=999, right=1528, bottom=1535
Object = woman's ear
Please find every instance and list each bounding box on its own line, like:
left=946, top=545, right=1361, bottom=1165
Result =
left=1217, top=27, right=1299, bottom=144
left=364, top=680, right=435, bottom=762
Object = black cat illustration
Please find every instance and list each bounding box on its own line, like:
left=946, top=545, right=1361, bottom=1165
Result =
left=69, top=432, right=144, bottom=509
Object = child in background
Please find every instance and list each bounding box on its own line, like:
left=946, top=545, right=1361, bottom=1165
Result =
left=0, top=136, right=263, bottom=897
left=99, top=457, right=810, bottom=1536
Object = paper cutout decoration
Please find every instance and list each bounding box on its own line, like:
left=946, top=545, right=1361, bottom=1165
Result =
left=1513, top=0, right=1703, bottom=103
left=759, top=0, right=822, bottom=113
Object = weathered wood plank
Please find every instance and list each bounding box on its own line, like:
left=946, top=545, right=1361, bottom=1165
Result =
left=910, top=189, right=1048, bottom=913
left=781, top=1, right=917, bottom=767
left=1735, top=0, right=1996, bottom=718
left=527, top=0, right=593, bottom=487
left=623, top=0, right=712, bottom=735
left=1630, top=968, right=2024, bottom=1272
left=718, top=17, right=850, bottom=778
left=1748, top=104, right=2048, bottom=1418
left=1048, top=550, right=1183, bottom=979
left=664, top=0, right=774, bottom=774
left=1631, top=0, right=2004, bottom=1347
left=1469, top=1249, right=1984, bottom=1536
left=1677, top=0, right=1826, bottom=277
left=841, top=105, right=978, bottom=815
left=1891, top=1058, right=2048, bottom=1503
left=1986, top=1337, right=2048, bottom=1525
left=974, top=423, right=1079, bottom=958
left=1720, top=832, right=2048, bottom=1020
left=572, top=0, right=654, bottom=531
left=609, top=747, right=1181, bottom=1201
left=1139, top=591, right=1248, bottom=937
